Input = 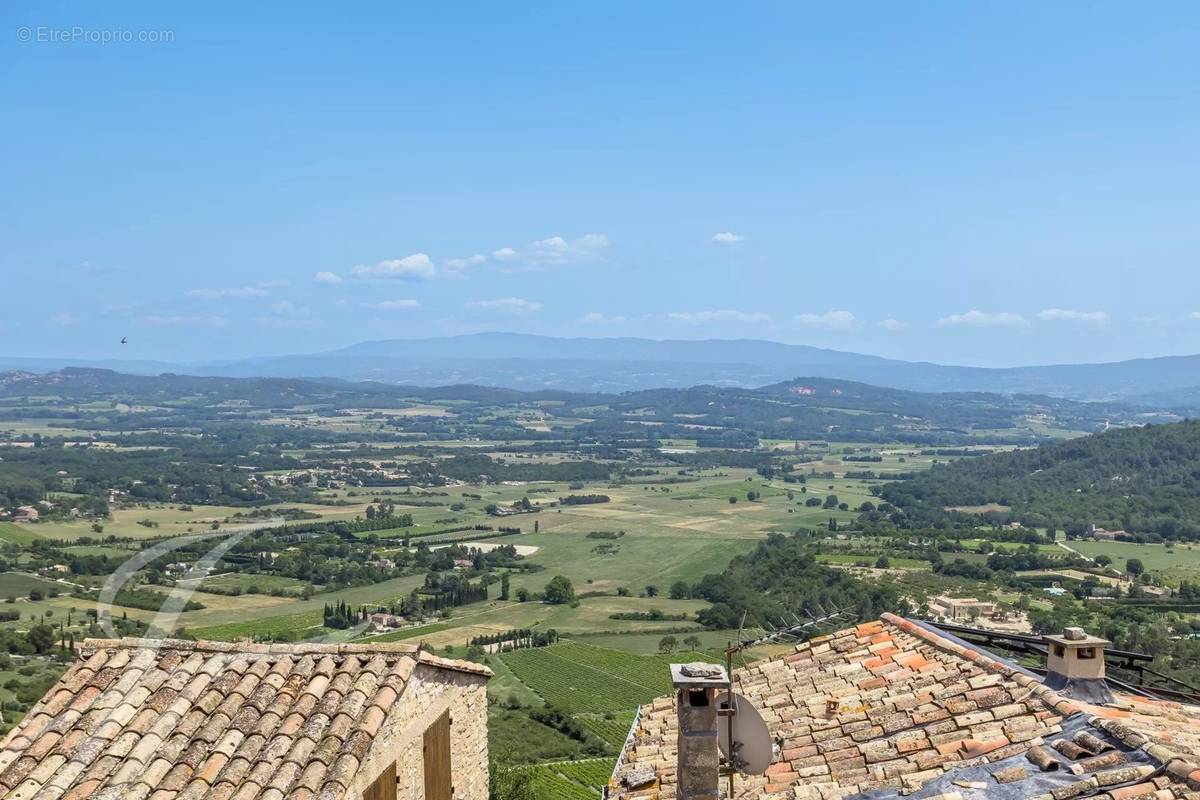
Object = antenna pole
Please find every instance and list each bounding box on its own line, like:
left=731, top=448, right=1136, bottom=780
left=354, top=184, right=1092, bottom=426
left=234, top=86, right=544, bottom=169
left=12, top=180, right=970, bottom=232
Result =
left=725, top=640, right=735, bottom=799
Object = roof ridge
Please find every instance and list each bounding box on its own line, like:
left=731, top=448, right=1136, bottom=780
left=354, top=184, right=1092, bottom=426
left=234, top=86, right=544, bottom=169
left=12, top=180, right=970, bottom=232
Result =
left=80, top=636, right=422, bottom=656
left=879, top=612, right=1084, bottom=717
left=78, top=637, right=494, bottom=677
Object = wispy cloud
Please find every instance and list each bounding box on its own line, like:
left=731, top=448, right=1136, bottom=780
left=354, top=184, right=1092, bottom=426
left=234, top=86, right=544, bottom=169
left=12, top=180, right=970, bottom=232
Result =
left=1036, top=308, right=1110, bottom=325
left=362, top=299, right=421, bottom=311
left=188, top=286, right=268, bottom=300
left=491, top=234, right=609, bottom=270
left=794, top=310, right=856, bottom=330
left=351, top=253, right=436, bottom=281
left=466, top=298, right=542, bottom=315
left=1191, top=312, right=1200, bottom=321
left=313, top=271, right=343, bottom=285
left=878, top=318, right=907, bottom=332
left=135, top=315, right=228, bottom=328
left=47, top=313, right=80, bottom=328
left=667, top=309, right=771, bottom=323
left=711, top=232, right=744, bottom=244
left=444, top=254, right=486, bottom=278
left=937, top=310, right=1028, bottom=328
left=578, top=312, right=627, bottom=324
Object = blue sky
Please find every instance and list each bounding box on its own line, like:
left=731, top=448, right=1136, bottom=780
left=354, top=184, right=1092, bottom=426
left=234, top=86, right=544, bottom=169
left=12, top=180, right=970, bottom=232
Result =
left=3, top=2, right=1200, bottom=367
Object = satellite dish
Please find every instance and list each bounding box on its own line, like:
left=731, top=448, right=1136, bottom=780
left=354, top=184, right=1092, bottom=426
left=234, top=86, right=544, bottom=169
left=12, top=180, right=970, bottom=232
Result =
left=718, top=693, right=772, bottom=775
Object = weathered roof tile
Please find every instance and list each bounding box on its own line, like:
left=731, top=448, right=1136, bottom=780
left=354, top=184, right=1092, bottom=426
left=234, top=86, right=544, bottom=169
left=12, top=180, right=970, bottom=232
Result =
left=0, top=637, right=489, bottom=800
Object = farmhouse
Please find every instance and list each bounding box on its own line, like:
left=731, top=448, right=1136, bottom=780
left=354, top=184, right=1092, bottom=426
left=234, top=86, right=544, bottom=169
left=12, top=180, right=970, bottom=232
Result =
left=927, top=595, right=997, bottom=622
left=12, top=506, right=38, bottom=523
left=0, top=637, right=491, bottom=799
left=1087, top=524, right=1127, bottom=540
left=609, top=614, right=1200, bottom=800
left=369, top=612, right=406, bottom=630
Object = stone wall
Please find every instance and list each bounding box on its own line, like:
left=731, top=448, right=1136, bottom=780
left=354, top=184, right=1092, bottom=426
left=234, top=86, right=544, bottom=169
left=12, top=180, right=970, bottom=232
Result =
left=346, top=663, right=490, bottom=800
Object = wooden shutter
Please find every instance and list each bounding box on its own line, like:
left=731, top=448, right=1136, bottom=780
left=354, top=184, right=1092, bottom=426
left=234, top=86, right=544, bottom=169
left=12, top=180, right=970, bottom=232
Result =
left=362, top=761, right=396, bottom=800
left=423, top=710, right=452, bottom=800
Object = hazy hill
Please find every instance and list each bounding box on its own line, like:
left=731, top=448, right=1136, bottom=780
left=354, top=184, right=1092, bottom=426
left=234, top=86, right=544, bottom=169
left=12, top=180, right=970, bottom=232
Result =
left=0, top=369, right=1160, bottom=445
left=8, top=333, right=1200, bottom=400
left=879, top=420, right=1200, bottom=538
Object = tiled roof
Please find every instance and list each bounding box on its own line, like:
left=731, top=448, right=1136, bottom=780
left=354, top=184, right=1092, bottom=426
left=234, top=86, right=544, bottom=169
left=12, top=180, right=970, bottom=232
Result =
left=609, top=613, right=1200, bottom=799
left=0, top=638, right=490, bottom=800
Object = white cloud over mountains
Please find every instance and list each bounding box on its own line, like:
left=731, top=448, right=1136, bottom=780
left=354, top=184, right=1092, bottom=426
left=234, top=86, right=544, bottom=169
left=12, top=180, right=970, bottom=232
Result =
left=492, top=234, right=610, bottom=270
left=362, top=299, right=421, bottom=311
left=1036, top=308, right=1110, bottom=325
left=578, top=312, right=627, bottom=324
left=795, top=310, right=857, bottom=330
left=937, top=310, right=1029, bottom=328
left=351, top=253, right=436, bottom=281
left=668, top=309, right=771, bottom=323
left=466, top=298, right=542, bottom=314
left=188, top=286, right=268, bottom=299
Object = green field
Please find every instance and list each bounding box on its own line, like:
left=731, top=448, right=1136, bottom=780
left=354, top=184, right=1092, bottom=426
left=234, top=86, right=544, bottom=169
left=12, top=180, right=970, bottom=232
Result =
left=0, top=524, right=44, bottom=547
left=500, top=642, right=717, bottom=714
left=1070, top=540, right=1200, bottom=581
left=197, top=573, right=310, bottom=596
left=521, top=758, right=614, bottom=799
left=0, top=572, right=67, bottom=599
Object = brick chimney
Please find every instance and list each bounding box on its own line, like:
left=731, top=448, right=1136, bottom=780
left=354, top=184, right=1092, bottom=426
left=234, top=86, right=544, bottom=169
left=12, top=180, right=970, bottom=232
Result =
left=671, top=662, right=729, bottom=800
left=1043, top=626, right=1113, bottom=703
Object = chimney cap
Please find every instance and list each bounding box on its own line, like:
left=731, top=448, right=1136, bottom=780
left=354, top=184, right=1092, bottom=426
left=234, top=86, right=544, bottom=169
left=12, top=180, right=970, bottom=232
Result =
left=1043, top=630, right=1110, bottom=647
left=1063, top=626, right=1087, bottom=641
left=670, top=662, right=728, bottom=689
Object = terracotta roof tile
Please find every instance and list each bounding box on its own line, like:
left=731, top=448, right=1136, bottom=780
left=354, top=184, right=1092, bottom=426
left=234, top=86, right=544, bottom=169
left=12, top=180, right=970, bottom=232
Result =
left=0, top=638, right=489, bottom=800
left=609, top=614, right=1200, bottom=799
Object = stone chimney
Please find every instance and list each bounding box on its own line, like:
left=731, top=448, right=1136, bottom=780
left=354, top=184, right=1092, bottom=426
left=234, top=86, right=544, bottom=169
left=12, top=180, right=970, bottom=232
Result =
left=1043, top=626, right=1113, bottom=703
left=671, top=662, right=729, bottom=800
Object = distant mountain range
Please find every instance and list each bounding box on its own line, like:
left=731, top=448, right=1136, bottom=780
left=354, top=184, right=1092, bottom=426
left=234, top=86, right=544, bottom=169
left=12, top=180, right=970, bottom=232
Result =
left=4, top=333, right=1200, bottom=402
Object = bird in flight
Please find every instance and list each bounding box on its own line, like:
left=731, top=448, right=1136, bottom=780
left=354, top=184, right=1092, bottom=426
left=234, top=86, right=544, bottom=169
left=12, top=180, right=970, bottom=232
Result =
left=120, top=337, right=127, bottom=344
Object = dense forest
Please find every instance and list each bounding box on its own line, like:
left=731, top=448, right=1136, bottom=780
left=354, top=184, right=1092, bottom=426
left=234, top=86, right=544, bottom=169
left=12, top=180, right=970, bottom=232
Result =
left=879, top=420, right=1200, bottom=538
left=689, top=531, right=906, bottom=629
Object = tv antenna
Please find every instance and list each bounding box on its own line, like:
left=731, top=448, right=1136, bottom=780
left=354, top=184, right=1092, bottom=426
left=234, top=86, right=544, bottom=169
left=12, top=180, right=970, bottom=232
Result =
left=718, top=606, right=853, bottom=796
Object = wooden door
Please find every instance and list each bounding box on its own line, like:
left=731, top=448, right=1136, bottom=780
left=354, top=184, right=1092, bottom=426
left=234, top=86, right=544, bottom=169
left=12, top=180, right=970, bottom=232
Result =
left=423, top=710, right=452, bottom=800
left=362, top=761, right=396, bottom=800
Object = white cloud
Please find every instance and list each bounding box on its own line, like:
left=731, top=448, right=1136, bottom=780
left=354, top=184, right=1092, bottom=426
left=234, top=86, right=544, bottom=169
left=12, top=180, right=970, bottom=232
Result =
left=711, top=232, right=745, bottom=244
left=1190, top=311, right=1200, bottom=320
left=188, top=286, right=268, bottom=300
left=362, top=299, right=421, bottom=311
left=878, top=318, right=908, bottom=332
left=493, top=234, right=609, bottom=269
left=445, top=254, right=486, bottom=271
left=667, top=309, right=771, bottom=324
left=313, top=271, right=343, bottom=285
left=47, top=313, right=80, bottom=328
left=135, top=315, right=228, bottom=328
left=257, top=279, right=291, bottom=290
left=578, top=312, right=627, bottom=324
left=794, top=310, right=857, bottom=330
left=1036, top=308, right=1110, bottom=325
left=937, top=310, right=1028, bottom=328
left=465, top=298, right=542, bottom=315
left=351, top=253, right=436, bottom=281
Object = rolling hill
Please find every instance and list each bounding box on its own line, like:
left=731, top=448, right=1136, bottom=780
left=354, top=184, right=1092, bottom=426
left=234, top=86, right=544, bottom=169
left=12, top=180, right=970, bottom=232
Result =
left=878, top=419, right=1200, bottom=538
left=8, top=333, right=1200, bottom=400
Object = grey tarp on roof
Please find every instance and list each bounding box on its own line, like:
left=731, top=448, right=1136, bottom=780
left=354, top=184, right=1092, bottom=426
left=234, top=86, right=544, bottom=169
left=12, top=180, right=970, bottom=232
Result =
left=850, top=713, right=1158, bottom=800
